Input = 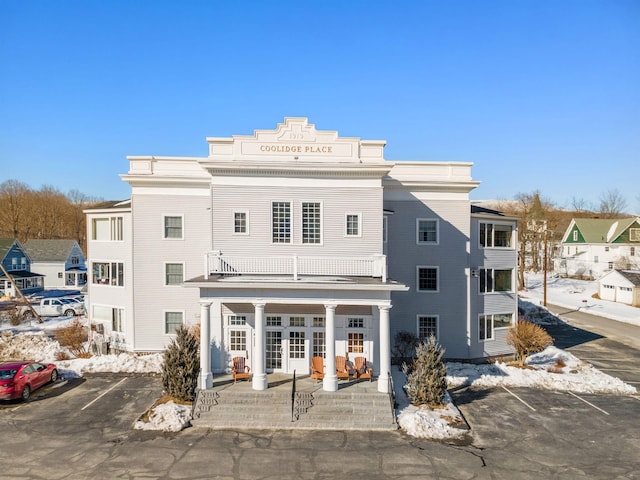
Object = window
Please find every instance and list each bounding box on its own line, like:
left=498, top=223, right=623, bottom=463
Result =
left=165, top=263, right=184, bottom=286
left=620, top=286, right=632, bottom=292
left=312, top=316, right=325, bottom=327
left=272, top=202, right=291, bottom=243
left=164, top=216, right=183, bottom=239
left=228, top=315, right=247, bottom=325
left=604, top=246, right=610, bottom=252
left=266, top=316, right=282, bottom=326
left=164, top=311, right=183, bottom=334
left=110, top=217, right=123, bottom=241
left=112, top=308, right=124, bottom=332
left=418, top=315, right=438, bottom=340
left=603, top=284, right=614, bottom=290
left=480, top=313, right=513, bottom=341
left=417, top=219, right=438, bottom=244
left=266, top=331, right=282, bottom=369
left=417, top=266, right=438, bottom=292
left=573, top=231, right=578, bottom=241
left=91, top=217, right=123, bottom=241
left=383, top=216, right=388, bottom=244
left=480, top=222, right=513, bottom=248
left=289, top=316, right=305, bottom=327
left=234, top=212, right=248, bottom=234
left=92, top=305, right=124, bottom=332
left=58, top=272, right=63, bottom=279
left=631, top=247, right=635, bottom=256
left=92, top=262, right=124, bottom=286
left=480, top=269, right=513, bottom=293
left=230, top=330, right=247, bottom=351
left=289, top=331, right=305, bottom=358
left=594, top=256, right=599, bottom=263
left=313, top=331, right=325, bottom=358
left=347, top=332, right=364, bottom=353
left=345, top=214, right=360, bottom=236
left=608, top=262, right=614, bottom=270
left=630, top=228, right=640, bottom=242
left=302, top=202, right=321, bottom=244
left=347, top=317, right=365, bottom=328
left=71, top=256, right=80, bottom=265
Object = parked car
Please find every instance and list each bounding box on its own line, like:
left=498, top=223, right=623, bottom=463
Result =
left=0, top=361, right=59, bottom=401
left=18, top=297, right=85, bottom=318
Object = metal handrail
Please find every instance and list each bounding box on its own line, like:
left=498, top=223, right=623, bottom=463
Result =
left=290, top=370, right=296, bottom=422
left=388, top=371, right=397, bottom=425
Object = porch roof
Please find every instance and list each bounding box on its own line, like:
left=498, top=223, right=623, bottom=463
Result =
left=184, top=274, right=408, bottom=292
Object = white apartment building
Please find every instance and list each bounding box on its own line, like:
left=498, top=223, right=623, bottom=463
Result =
left=85, top=118, right=518, bottom=393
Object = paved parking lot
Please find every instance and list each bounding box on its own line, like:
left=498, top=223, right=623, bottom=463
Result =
left=1, top=311, right=639, bottom=479
left=1, top=371, right=638, bottom=479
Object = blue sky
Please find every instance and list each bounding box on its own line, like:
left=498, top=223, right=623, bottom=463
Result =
left=1, top=1, right=638, bottom=211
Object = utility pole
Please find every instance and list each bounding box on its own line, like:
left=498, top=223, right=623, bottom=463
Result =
left=543, top=226, right=548, bottom=307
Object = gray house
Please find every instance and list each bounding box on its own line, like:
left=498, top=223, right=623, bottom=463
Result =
left=23, top=239, right=87, bottom=289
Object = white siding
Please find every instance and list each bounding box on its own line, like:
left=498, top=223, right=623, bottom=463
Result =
left=211, top=184, right=383, bottom=257
left=131, top=193, right=210, bottom=351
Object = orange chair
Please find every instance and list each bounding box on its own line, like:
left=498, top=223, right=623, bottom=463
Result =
left=310, top=356, right=325, bottom=382
left=335, top=355, right=354, bottom=381
left=354, top=356, right=372, bottom=382
left=231, top=356, right=251, bottom=383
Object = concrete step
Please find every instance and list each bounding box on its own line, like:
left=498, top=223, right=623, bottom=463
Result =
left=191, top=387, right=397, bottom=431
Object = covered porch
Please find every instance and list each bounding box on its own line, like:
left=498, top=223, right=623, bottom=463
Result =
left=187, top=273, right=407, bottom=395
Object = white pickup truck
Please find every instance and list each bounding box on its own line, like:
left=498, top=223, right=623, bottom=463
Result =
left=19, top=297, right=86, bottom=318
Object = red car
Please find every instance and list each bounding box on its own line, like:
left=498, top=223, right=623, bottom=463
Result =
left=0, top=361, right=59, bottom=401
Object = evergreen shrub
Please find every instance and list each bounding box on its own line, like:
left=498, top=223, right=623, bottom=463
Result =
left=161, top=325, right=200, bottom=402
left=402, top=335, right=448, bottom=407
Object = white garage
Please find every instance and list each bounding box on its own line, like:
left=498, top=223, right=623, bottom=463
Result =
left=598, top=270, right=640, bottom=307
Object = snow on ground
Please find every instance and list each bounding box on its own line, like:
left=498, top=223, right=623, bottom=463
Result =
left=520, top=272, right=640, bottom=327
left=1, top=274, right=638, bottom=436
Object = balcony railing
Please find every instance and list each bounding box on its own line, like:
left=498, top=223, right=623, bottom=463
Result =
left=205, top=251, right=387, bottom=282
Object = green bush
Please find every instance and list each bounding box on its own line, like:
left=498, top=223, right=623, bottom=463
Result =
left=402, top=336, right=448, bottom=407
left=161, top=325, right=200, bottom=402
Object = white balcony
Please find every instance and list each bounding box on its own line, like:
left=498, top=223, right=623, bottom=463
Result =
left=205, top=252, right=387, bottom=282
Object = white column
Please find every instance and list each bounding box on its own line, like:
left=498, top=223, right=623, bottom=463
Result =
left=252, top=302, right=268, bottom=390
left=323, top=303, right=338, bottom=392
left=377, top=305, right=392, bottom=393
left=199, top=301, right=213, bottom=389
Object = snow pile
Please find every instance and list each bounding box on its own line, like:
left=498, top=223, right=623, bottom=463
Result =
left=134, top=401, right=191, bottom=432
left=0, top=331, right=62, bottom=362
left=397, top=392, right=467, bottom=439
left=57, top=352, right=163, bottom=377
left=446, top=346, right=636, bottom=395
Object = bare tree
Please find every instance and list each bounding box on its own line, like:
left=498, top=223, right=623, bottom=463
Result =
left=0, top=180, right=32, bottom=239
left=570, top=196, right=593, bottom=213
left=598, top=189, right=628, bottom=218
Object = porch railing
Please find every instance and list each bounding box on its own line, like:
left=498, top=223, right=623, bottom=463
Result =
left=205, top=251, right=387, bottom=282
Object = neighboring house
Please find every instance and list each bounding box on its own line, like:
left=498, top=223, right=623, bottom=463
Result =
left=23, top=239, right=87, bottom=289
left=554, top=217, right=640, bottom=279
left=85, top=118, right=518, bottom=393
left=0, top=238, right=44, bottom=297
left=598, top=269, right=640, bottom=307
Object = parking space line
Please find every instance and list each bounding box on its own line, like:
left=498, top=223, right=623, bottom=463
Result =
left=81, top=378, right=127, bottom=411
left=568, top=392, right=609, bottom=415
left=501, top=386, right=536, bottom=411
